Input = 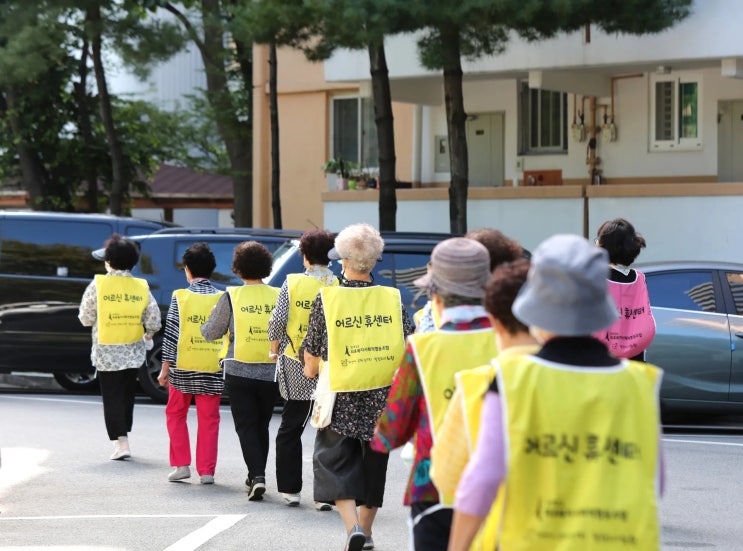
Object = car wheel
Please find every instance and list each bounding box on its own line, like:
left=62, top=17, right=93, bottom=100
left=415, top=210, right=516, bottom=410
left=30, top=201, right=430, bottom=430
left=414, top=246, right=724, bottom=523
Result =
left=138, top=343, right=168, bottom=404
left=53, top=371, right=99, bottom=392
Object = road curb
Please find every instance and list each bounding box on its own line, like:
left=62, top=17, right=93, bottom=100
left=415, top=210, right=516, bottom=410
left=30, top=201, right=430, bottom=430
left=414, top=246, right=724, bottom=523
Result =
left=0, top=373, right=63, bottom=390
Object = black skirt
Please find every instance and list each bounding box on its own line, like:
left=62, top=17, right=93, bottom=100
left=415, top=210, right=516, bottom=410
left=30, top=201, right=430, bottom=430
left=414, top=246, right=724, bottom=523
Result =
left=313, top=428, right=389, bottom=507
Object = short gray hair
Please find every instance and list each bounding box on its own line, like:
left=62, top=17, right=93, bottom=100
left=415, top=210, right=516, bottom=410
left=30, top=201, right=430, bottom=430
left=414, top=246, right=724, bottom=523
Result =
left=334, top=223, right=384, bottom=274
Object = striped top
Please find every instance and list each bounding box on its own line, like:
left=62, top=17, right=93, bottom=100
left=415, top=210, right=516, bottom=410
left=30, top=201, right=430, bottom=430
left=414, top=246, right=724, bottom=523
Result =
left=162, top=279, right=224, bottom=395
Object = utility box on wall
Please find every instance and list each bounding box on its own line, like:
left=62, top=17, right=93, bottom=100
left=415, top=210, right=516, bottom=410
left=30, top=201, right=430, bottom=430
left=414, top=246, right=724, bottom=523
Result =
left=523, top=169, right=563, bottom=186
left=434, top=135, right=450, bottom=173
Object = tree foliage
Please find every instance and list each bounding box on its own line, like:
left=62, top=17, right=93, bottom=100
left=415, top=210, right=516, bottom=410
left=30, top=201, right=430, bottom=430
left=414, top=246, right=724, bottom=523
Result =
left=0, top=0, right=226, bottom=213
left=296, top=0, right=420, bottom=231
left=142, top=0, right=255, bottom=226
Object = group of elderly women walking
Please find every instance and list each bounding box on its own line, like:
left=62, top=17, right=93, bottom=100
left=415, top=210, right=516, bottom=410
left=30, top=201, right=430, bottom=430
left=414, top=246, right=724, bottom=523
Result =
left=302, top=219, right=663, bottom=551
left=83, top=217, right=664, bottom=551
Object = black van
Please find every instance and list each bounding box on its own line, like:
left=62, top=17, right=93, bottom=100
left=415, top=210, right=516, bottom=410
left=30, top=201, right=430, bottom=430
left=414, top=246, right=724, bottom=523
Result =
left=0, top=211, right=170, bottom=391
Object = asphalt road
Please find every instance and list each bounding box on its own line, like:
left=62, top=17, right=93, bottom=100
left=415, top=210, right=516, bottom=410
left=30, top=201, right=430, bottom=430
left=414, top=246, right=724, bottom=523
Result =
left=2, top=378, right=743, bottom=550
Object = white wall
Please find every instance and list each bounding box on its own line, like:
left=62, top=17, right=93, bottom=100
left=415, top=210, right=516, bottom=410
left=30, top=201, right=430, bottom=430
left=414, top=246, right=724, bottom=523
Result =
left=324, top=196, right=584, bottom=253
left=131, top=207, right=233, bottom=228
left=588, top=196, right=743, bottom=264
left=325, top=193, right=743, bottom=264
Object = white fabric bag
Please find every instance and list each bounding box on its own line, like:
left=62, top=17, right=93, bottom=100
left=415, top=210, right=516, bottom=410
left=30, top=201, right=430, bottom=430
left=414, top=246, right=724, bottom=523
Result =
left=310, top=363, right=336, bottom=429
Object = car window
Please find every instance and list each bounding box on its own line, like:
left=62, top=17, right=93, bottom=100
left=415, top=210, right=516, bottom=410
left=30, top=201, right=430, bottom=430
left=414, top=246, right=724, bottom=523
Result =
left=372, top=254, right=396, bottom=288
left=0, top=219, right=111, bottom=278
left=646, top=270, right=716, bottom=312
left=385, top=252, right=430, bottom=312
left=725, top=272, right=743, bottom=315
left=174, top=241, right=243, bottom=286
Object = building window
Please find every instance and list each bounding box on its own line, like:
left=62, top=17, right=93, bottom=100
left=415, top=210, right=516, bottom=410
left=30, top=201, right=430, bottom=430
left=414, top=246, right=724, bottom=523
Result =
left=331, top=96, right=378, bottom=168
left=518, top=83, right=568, bottom=154
left=650, top=74, right=702, bottom=151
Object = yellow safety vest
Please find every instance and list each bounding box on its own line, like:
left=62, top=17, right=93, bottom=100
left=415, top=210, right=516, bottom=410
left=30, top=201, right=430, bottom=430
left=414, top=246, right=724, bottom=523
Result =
left=497, top=356, right=662, bottom=551
left=95, top=274, right=149, bottom=345
left=227, top=284, right=280, bottom=363
left=284, top=273, right=338, bottom=360
left=412, top=327, right=497, bottom=505
left=453, top=345, right=539, bottom=551
left=322, top=286, right=404, bottom=392
left=174, top=289, right=224, bottom=372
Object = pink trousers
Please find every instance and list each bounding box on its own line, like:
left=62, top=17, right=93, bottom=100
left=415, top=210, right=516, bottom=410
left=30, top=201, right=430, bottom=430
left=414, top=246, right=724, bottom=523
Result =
left=166, top=387, right=221, bottom=476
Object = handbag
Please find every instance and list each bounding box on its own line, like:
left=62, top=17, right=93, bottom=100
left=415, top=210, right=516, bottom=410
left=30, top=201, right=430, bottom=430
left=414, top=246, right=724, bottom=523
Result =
left=310, top=362, right=336, bottom=429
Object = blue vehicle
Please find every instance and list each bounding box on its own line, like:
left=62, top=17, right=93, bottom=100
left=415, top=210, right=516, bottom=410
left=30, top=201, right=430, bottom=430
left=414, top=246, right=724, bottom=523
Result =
left=0, top=212, right=171, bottom=392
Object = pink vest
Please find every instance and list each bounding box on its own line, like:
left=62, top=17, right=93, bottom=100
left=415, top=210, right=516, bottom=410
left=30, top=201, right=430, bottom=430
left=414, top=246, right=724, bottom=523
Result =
left=594, top=270, right=656, bottom=358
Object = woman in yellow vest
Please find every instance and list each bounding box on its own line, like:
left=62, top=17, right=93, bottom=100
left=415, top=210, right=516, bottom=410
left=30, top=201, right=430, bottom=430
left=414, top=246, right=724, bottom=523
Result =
left=370, top=237, right=496, bottom=551
left=267, top=229, right=338, bottom=509
left=303, top=223, right=413, bottom=551
left=157, top=242, right=224, bottom=484
left=200, top=241, right=279, bottom=501
left=449, top=234, right=665, bottom=551
left=430, top=259, right=537, bottom=551
left=412, top=228, right=523, bottom=334
left=78, top=234, right=162, bottom=461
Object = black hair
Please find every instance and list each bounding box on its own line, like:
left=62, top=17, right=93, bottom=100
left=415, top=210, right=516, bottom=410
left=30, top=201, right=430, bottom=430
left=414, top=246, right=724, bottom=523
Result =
left=596, top=218, right=647, bottom=265
left=299, top=229, right=335, bottom=266
left=103, top=234, right=140, bottom=271
left=182, top=242, right=216, bottom=278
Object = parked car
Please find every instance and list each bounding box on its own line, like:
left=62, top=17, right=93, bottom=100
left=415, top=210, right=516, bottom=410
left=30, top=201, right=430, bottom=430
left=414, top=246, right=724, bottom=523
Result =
left=130, top=228, right=303, bottom=402
left=640, top=261, right=743, bottom=415
left=0, top=211, right=172, bottom=391
left=266, top=231, right=458, bottom=320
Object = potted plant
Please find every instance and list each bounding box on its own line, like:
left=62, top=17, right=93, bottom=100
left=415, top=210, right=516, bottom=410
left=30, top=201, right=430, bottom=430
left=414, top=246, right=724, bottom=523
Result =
left=348, top=167, right=364, bottom=190
left=322, top=158, right=343, bottom=190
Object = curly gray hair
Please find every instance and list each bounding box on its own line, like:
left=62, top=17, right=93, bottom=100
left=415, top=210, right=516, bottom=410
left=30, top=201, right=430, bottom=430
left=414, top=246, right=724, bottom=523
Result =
left=333, top=223, right=384, bottom=274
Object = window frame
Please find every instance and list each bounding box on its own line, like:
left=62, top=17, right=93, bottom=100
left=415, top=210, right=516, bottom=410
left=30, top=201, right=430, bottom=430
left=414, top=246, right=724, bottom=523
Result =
left=518, top=82, right=568, bottom=155
left=329, top=95, right=378, bottom=169
left=649, top=72, right=703, bottom=152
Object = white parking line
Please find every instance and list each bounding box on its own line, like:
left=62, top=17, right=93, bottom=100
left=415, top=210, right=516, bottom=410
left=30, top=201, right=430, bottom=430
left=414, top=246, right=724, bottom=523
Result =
left=664, top=438, right=743, bottom=447
left=163, top=515, right=246, bottom=551
left=0, top=514, right=247, bottom=551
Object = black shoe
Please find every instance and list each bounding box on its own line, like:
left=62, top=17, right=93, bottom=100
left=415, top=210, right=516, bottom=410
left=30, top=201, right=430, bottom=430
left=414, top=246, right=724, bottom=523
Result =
left=248, top=476, right=266, bottom=501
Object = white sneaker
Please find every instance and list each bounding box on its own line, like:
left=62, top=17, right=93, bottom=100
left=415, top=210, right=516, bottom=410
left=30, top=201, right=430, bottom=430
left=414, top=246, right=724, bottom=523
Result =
left=168, top=466, right=191, bottom=481
left=314, top=501, right=332, bottom=511
left=109, top=437, right=131, bottom=461
left=281, top=492, right=300, bottom=506
left=200, top=474, right=214, bottom=485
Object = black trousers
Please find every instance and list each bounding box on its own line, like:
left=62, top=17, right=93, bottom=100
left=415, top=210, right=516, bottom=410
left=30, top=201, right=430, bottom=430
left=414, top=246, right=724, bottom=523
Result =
left=225, top=374, right=278, bottom=481
left=411, top=502, right=454, bottom=551
left=98, top=369, right=139, bottom=440
left=275, top=398, right=313, bottom=494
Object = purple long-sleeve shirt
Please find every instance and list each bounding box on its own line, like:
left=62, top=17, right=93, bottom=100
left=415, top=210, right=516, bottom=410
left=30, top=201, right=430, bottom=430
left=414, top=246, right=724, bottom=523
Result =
left=455, top=341, right=665, bottom=517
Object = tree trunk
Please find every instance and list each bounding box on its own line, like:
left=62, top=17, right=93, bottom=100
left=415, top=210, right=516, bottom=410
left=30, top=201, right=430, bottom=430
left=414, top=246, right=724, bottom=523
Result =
left=75, top=37, right=99, bottom=212
left=269, top=40, right=282, bottom=229
left=441, top=27, right=468, bottom=234
left=369, top=40, right=397, bottom=232
left=88, top=4, right=126, bottom=215
left=2, top=87, right=49, bottom=208
left=200, top=0, right=252, bottom=226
